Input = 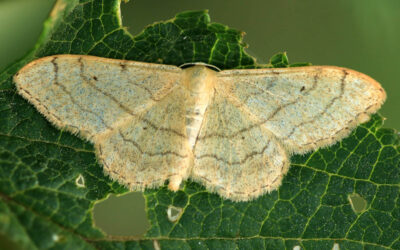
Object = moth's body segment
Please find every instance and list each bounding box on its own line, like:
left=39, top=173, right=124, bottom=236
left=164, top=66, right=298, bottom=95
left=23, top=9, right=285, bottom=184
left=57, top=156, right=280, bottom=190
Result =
left=182, top=66, right=216, bottom=150
left=14, top=55, right=386, bottom=201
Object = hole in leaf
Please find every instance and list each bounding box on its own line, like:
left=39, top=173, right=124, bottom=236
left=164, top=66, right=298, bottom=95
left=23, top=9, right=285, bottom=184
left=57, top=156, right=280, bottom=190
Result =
left=75, top=174, right=85, bottom=188
left=52, top=234, right=59, bottom=241
left=293, top=246, right=301, bottom=250
left=348, top=193, right=367, bottom=213
left=51, top=233, right=66, bottom=243
left=153, top=240, right=161, bottom=250
left=167, top=205, right=183, bottom=222
left=332, top=243, right=339, bottom=250
left=93, top=192, right=149, bottom=236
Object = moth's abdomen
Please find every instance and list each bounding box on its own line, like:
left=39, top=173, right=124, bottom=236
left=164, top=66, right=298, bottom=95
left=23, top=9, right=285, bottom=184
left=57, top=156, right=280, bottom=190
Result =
left=182, top=66, right=217, bottom=150
left=185, top=98, right=209, bottom=150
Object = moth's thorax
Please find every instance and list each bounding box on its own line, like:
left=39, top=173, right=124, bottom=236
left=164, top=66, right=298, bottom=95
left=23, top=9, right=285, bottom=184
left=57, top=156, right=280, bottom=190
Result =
left=182, top=66, right=217, bottom=150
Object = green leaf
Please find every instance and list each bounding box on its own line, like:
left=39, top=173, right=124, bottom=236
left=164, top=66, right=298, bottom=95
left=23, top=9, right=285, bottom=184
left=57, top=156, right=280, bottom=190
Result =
left=1, top=0, right=399, bottom=249
left=269, top=52, right=311, bottom=68
left=269, top=52, right=290, bottom=67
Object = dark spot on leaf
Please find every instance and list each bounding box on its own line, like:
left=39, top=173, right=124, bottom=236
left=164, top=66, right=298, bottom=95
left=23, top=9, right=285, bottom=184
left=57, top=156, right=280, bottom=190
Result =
left=143, top=127, right=147, bottom=130
left=300, top=86, right=305, bottom=92
left=93, top=76, right=98, bottom=81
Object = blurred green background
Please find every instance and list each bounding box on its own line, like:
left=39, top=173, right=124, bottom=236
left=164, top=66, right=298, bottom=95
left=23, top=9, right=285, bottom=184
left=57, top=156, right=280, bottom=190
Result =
left=0, top=0, right=399, bottom=241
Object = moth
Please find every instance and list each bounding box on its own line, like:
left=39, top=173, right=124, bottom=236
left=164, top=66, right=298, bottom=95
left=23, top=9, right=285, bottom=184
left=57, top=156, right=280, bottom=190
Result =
left=14, top=55, right=386, bottom=201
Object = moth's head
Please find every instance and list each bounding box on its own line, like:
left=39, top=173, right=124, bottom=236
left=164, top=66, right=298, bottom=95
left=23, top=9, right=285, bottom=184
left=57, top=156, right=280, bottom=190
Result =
left=180, top=63, right=219, bottom=92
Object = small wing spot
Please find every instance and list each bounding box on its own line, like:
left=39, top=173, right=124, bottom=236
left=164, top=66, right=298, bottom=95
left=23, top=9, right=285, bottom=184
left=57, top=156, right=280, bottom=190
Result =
left=167, top=205, right=183, bottom=222
left=75, top=174, right=85, bottom=188
left=93, top=76, right=98, bottom=81
left=300, top=86, right=305, bottom=92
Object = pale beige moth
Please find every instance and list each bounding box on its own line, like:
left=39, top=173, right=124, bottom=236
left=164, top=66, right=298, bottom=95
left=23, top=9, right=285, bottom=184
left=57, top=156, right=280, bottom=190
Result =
left=14, top=55, right=386, bottom=201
